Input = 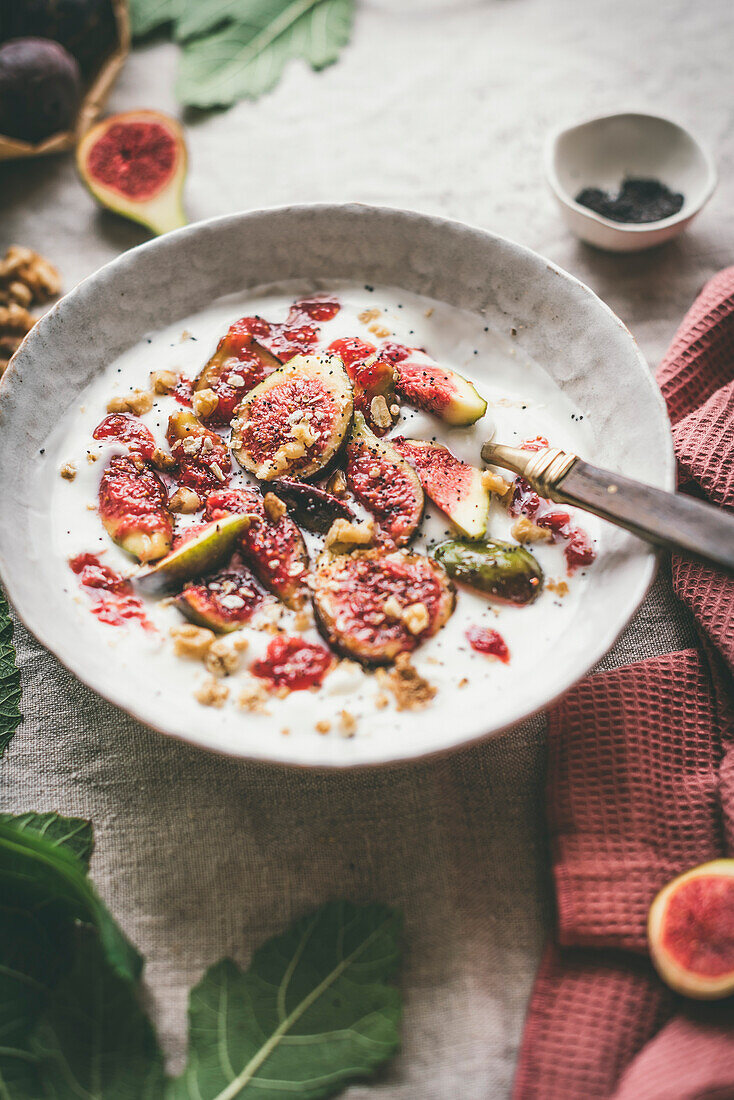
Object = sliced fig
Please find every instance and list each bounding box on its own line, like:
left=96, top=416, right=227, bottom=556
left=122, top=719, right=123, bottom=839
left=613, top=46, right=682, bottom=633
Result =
left=648, top=859, right=734, bottom=1000
left=345, top=413, right=423, bottom=546
left=312, top=548, right=455, bottom=665
left=135, top=514, right=250, bottom=594
left=433, top=538, right=543, bottom=606
left=231, top=354, right=353, bottom=481
left=76, top=110, right=187, bottom=236
left=166, top=409, right=231, bottom=492
left=205, top=488, right=309, bottom=608
left=98, top=455, right=172, bottom=563
left=328, top=337, right=398, bottom=435
left=93, top=413, right=156, bottom=460
left=194, top=319, right=282, bottom=426
left=391, top=348, right=487, bottom=426
left=393, top=438, right=490, bottom=538
left=274, top=479, right=355, bottom=534
left=176, top=561, right=263, bottom=633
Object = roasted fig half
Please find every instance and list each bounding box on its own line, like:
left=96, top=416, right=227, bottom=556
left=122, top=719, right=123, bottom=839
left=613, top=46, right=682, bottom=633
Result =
left=648, top=859, right=734, bottom=1000
left=393, top=438, right=490, bottom=538
left=205, top=488, right=309, bottom=608
left=176, top=561, right=263, bottom=633
left=194, top=319, right=282, bottom=426
left=273, top=479, right=355, bottom=534
left=98, top=455, right=172, bottom=563
left=135, top=514, right=250, bottom=594
left=328, top=337, right=398, bottom=435
left=345, top=413, right=423, bottom=546
left=432, top=538, right=543, bottom=606
left=312, top=547, right=455, bottom=664
left=230, top=354, right=353, bottom=481
left=166, top=409, right=230, bottom=492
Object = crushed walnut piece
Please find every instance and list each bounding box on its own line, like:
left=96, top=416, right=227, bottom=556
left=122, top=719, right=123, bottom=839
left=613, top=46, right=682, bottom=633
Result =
left=169, top=487, right=201, bottom=514
left=386, top=653, right=436, bottom=711
left=547, top=578, right=569, bottom=597
left=170, top=624, right=215, bottom=660
left=358, top=308, right=381, bottom=324
left=0, top=246, right=61, bottom=376
left=324, top=518, right=374, bottom=552
left=195, top=676, right=229, bottom=708
left=151, top=446, right=177, bottom=472
left=368, top=323, right=391, bottom=339
left=150, top=369, right=179, bottom=395
left=402, top=602, right=430, bottom=636
left=107, top=390, right=154, bottom=416
left=205, top=637, right=245, bottom=677
left=263, top=492, right=287, bottom=523
left=293, top=607, right=313, bottom=632
left=237, top=678, right=270, bottom=714
left=60, top=461, right=77, bottom=481
left=339, top=709, right=357, bottom=737
left=375, top=692, right=390, bottom=709
left=370, top=394, right=392, bottom=430
left=192, top=388, right=219, bottom=420
left=511, top=516, right=552, bottom=544
left=482, top=469, right=512, bottom=498
left=383, top=595, right=403, bottom=620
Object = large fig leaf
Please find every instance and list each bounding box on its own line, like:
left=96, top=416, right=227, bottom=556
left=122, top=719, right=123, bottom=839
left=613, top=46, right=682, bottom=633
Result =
left=0, top=811, right=94, bottom=868
left=169, top=900, right=402, bottom=1099
left=0, top=586, right=21, bottom=757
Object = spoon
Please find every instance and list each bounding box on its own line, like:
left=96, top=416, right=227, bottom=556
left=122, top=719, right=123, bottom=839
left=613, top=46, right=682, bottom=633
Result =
left=481, top=442, right=734, bottom=573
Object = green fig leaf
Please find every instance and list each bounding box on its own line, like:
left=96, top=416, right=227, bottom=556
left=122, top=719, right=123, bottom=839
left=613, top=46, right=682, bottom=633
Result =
left=129, top=0, right=182, bottom=38
left=0, top=812, right=94, bottom=869
left=169, top=900, right=402, bottom=1099
left=0, top=586, right=22, bottom=757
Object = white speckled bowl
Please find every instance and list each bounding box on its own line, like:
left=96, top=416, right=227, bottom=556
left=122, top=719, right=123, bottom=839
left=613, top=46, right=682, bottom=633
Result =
left=0, top=205, right=674, bottom=766
left=546, top=112, right=717, bottom=252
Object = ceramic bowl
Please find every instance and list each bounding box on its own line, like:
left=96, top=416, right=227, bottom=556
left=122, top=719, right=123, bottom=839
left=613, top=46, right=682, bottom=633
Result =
left=0, top=205, right=674, bottom=766
left=546, top=112, right=717, bottom=252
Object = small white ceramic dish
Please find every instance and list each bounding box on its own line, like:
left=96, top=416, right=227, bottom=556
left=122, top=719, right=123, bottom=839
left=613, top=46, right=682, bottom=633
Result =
left=0, top=205, right=674, bottom=766
left=546, top=112, right=717, bottom=252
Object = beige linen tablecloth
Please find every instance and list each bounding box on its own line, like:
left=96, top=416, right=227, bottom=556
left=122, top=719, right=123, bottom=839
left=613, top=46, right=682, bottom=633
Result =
left=1, top=1, right=731, bottom=1094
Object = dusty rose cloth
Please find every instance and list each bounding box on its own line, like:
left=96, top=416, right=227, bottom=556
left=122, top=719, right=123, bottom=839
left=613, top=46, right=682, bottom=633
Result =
left=513, top=268, right=734, bottom=1100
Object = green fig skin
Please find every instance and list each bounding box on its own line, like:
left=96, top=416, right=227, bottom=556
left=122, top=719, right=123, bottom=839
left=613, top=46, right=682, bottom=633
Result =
left=134, top=514, right=252, bottom=595
left=432, top=538, right=543, bottom=606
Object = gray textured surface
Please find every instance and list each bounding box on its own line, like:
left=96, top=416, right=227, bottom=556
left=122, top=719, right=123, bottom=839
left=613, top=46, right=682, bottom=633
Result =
left=0, top=0, right=729, bottom=1095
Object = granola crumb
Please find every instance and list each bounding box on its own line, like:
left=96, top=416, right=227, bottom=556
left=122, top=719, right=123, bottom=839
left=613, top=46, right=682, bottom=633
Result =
left=237, top=677, right=269, bottom=713
left=280, top=727, right=291, bottom=736
left=368, top=323, right=391, bottom=339
left=424, top=307, right=434, bottom=318
left=170, top=623, right=215, bottom=660
left=150, top=369, right=179, bottom=395
left=315, top=719, right=331, bottom=734
left=339, top=709, right=357, bottom=737
left=402, top=602, right=429, bottom=636
left=263, top=492, right=287, bottom=523
left=324, top=518, right=374, bottom=552
left=358, top=308, right=380, bottom=324
left=204, top=637, right=243, bottom=677
left=107, top=389, right=153, bottom=416
left=293, top=608, right=313, bottom=632
left=370, top=393, right=392, bottom=430
left=60, top=461, right=77, bottom=480
left=547, top=577, right=569, bottom=597
left=86, top=451, right=98, bottom=464
left=180, top=329, right=192, bottom=342
left=169, top=486, right=201, bottom=514
left=511, top=516, right=552, bottom=544
left=195, top=676, right=229, bottom=708
left=383, top=595, right=403, bottom=621
left=375, top=692, right=390, bottom=709
left=458, top=677, right=469, bottom=688
left=386, top=653, right=436, bottom=711
left=192, top=388, right=219, bottom=420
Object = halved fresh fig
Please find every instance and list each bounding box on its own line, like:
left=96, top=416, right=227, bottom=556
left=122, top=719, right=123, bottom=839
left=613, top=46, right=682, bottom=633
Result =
left=135, top=514, right=251, bottom=594
left=98, top=455, right=172, bottom=563
left=194, top=319, right=282, bottom=426
left=648, top=859, right=734, bottom=1000
left=93, top=413, right=156, bottom=460
left=166, top=409, right=231, bottom=492
left=391, top=348, right=487, bottom=426
left=328, top=337, right=398, bottom=435
left=312, top=548, right=455, bottom=665
left=76, top=110, right=187, bottom=236
left=230, top=354, right=353, bottom=481
left=205, top=488, right=309, bottom=608
left=176, top=561, right=263, bottom=632
left=345, top=413, right=423, bottom=546
left=433, top=538, right=543, bottom=605
left=273, top=479, right=355, bottom=534
left=393, top=438, right=490, bottom=538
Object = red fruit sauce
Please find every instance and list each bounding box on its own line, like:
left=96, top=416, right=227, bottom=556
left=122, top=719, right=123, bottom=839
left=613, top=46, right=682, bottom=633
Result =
left=251, top=635, right=332, bottom=691
left=93, top=414, right=156, bottom=459
left=661, top=874, right=734, bottom=977
left=87, top=120, right=177, bottom=200
left=69, top=553, right=153, bottom=630
left=466, top=626, right=510, bottom=663
left=509, top=476, right=596, bottom=574
left=328, top=336, right=377, bottom=369
left=520, top=436, right=550, bottom=452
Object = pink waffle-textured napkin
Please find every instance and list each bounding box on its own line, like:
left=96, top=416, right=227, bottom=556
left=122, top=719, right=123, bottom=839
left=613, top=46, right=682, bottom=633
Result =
left=513, top=268, right=734, bottom=1100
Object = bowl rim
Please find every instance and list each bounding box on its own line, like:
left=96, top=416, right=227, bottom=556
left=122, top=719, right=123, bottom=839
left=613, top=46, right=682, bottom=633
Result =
left=0, top=202, right=676, bottom=768
left=544, top=110, right=718, bottom=234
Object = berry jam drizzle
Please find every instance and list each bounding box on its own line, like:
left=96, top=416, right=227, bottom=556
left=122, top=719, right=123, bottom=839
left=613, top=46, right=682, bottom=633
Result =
left=466, top=626, right=510, bottom=663
left=509, top=475, right=595, bottom=573
left=69, top=553, right=153, bottom=630
left=251, top=635, right=332, bottom=691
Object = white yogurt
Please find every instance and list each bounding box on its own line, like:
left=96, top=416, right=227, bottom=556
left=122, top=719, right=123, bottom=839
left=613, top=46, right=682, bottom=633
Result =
left=48, top=281, right=600, bottom=756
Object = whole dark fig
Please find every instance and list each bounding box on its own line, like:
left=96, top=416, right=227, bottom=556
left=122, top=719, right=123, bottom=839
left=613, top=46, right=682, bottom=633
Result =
left=0, top=0, right=117, bottom=76
left=0, top=37, right=81, bottom=142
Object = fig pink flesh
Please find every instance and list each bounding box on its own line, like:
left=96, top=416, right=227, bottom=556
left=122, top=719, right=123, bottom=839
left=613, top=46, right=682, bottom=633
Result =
left=661, top=875, right=734, bottom=977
